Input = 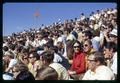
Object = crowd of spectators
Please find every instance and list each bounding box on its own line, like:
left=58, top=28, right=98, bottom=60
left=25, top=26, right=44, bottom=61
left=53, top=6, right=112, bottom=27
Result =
left=3, top=7, right=117, bottom=80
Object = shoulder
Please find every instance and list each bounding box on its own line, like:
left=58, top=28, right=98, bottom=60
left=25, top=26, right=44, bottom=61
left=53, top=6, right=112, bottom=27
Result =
left=96, top=65, right=113, bottom=74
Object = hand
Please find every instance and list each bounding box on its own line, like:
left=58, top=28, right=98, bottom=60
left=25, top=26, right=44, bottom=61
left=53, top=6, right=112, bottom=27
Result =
left=68, top=70, right=76, bottom=75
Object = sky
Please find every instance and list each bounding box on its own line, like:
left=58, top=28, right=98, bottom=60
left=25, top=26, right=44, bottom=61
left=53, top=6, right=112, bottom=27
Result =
left=3, top=3, right=116, bottom=36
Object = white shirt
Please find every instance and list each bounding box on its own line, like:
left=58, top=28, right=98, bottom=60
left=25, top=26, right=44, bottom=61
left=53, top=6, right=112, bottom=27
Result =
left=82, top=65, right=115, bottom=80
left=8, top=59, right=17, bottom=68
left=111, top=52, right=117, bottom=75
left=53, top=53, right=63, bottom=63
left=49, top=63, right=70, bottom=80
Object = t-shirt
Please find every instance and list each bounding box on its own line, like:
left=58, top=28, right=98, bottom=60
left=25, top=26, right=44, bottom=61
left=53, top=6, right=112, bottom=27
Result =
left=8, top=59, right=17, bottom=68
left=49, top=63, right=70, bottom=80
left=82, top=65, right=115, bottom=80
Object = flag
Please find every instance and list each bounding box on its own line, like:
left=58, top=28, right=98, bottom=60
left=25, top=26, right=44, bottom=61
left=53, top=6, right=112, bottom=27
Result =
left=34, top=9, right=40, bottom=18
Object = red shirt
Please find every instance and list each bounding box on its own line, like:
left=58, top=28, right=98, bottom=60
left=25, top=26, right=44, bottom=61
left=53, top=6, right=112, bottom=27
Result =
left=70, top=51, right=86, bottom=74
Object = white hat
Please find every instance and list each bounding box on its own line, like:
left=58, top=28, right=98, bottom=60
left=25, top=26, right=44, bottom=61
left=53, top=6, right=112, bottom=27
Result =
left=57, top=37, right=63, bottom=42
left=109, top=29, right=117, bottom=36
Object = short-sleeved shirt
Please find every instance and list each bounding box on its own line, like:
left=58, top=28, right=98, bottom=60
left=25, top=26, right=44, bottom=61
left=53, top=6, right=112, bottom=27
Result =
left=49, top=63, right=70, bottom=80
left=82, top=65, right=115, bottom=80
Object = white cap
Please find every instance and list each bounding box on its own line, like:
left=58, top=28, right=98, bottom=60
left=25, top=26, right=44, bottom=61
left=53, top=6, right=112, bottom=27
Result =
left=109, top=28, right=117, bottom=36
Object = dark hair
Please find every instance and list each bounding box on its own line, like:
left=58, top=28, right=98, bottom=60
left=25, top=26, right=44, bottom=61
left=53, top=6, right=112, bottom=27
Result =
left=91, top=51, right=105, bottom=65
left=82, top=30, right=93, bottom=39
left=42, top=51, right=54, bottom=63
left=73, top=40, right=82, bottom=50
left=15, top=71, right=35, bottom=80
left=29, top=52, right=40, bottom=60
left=105, top=42, right=117, bottom=52
left=9, top=44, right=16, bottom=50
left=16, top=46, right=24, bottom=53
left=14, top=62, right=28, bottom=72
left=3, top=46, right=9, bottom=51
left=36, top=66, right=58, bottom=80
left=84, top=40, right=92, bottom=46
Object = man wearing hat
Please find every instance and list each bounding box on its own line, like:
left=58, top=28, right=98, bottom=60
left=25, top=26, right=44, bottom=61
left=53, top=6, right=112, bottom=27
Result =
left=109, top=28, right=117, bottom=45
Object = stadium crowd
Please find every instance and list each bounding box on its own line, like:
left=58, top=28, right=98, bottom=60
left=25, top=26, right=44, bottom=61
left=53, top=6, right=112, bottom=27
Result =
left=3, top=7, right=117, bottom=80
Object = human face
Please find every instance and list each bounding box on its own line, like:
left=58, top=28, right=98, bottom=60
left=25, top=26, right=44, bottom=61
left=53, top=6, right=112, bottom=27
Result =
left=103, top=47, right=112, bottom=59
left=73, top=43, right=80, bottom=53
left=83, top=41, right=91, bottom=53
left=109, top=34, right=117, bottom=43
left=82, top=33, right=88, bottom=41
left=87, top=55, right=97, bottom=71
left=29, top=54, right=35, bottom=63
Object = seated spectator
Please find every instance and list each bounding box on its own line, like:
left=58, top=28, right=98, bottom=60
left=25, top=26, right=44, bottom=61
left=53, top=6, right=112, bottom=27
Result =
left=81, top=30, right=93, bottom=43
left=41, top=51, right=71, bottom=80
left=109, top=28, right=117, bottom=45
left=83, top=40, right=96, bottom=56
left=36, top=66, right=58, bottom=80
left=13, top=62, right=35, bottom=80
left=83, top=40, right=96, bottom=69
left=82, top=52, right=115, bottom=80
left=103, top=42, right=117, bottom=78
left=43, top=43, right=63, bottom=63
left=3, top=51, right=18, bottom=73
left=28, top=52, right=43, bottom=77
left=68, top=40, right=86, bottom=80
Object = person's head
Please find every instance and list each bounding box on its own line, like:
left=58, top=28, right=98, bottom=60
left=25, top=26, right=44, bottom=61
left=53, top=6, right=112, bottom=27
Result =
left=15, top=71, right=35, bottom=80
left=3, top=46, right=9, bottom=52
left=87, top=51, right=105, bottom=71
left=9, top=44, right=16, bottom=51
left=43, top=44, right=51, bottom=52
left=13, top=62, right=28, bottom=73
left=64, top=28, right=71, bottom=36
left=41, top=51, right=54, bottom=65
left=73, top=40, right=82, bottom=53
left=82, top=30, right=92, bottom=41
left=83, top=40, right=93, bottom=53
left=36, top=66, right=58, bottom=80
left=109, top=29, right=117, bottom=44
left=4, top=51, right=14, bottom=62
left=56, top=42, right=63, bottom=50
left=29, top=52, right=40, bottom=63
left=103, top=42, right=117, bottom=59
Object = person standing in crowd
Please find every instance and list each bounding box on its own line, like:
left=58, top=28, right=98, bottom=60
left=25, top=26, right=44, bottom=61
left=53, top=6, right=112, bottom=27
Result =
left=68, top=40, right=86, bottom=80
left=82, top=51, right=115, bottom=80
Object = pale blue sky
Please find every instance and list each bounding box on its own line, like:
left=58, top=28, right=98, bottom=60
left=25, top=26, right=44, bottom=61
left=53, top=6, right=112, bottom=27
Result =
left=3, top=3, right=116, bottom=36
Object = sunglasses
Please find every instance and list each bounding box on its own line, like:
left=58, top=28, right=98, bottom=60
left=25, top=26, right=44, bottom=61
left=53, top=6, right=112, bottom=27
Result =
left=84, top=44, right=88, bottom=47
left=109, top=34, right=116, bottom=37
left=87, top=59, right=96, bottom=62
left=29, top=57, right=34, bottom=59
left=73, top=46, right=79, bottom=48
left=23, top=57, right=28, bottom=60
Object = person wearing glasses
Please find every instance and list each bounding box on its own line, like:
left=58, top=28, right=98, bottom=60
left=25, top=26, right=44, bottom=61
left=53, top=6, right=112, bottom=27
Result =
left=68, top=40, right=86, bottom=80
left=28, top=52, right=42, bottom=77
left=82, top=51, right=115, bottom=80
left=83, top=40, right=96, bottom=70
